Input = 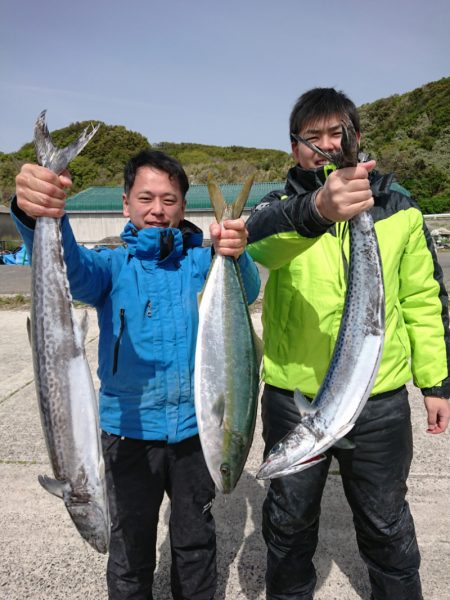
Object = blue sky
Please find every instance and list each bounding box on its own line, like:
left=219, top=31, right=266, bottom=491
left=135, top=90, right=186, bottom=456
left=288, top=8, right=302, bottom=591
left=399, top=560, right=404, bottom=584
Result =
left=1, top=0, right=449, bottom=154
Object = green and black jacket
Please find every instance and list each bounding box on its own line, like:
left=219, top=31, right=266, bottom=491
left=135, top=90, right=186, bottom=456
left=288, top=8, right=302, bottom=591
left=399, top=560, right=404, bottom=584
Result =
left=246, top=165, right=450, bottom=399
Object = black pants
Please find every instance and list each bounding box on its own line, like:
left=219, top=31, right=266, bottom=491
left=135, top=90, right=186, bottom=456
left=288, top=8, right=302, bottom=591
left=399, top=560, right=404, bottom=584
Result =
left=102, top=433, right=217, bottom=600
left=261, top=384, right=422, bottom=600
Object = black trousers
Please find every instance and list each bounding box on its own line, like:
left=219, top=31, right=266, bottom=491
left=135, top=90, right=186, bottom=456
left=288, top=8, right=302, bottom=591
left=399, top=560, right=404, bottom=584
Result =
left=102, top=433, right=217, bottom=600
left=261, top=384, right=422, bottom=600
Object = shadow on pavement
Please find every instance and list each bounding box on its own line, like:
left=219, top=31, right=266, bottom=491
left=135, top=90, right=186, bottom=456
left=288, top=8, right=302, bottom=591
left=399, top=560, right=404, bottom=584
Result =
left=151, top=464, right=371, bottom=599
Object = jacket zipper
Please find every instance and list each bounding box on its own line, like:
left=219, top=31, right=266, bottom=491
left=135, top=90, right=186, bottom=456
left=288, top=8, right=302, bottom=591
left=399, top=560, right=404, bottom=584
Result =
left=113, top=308, right=125, bottom=375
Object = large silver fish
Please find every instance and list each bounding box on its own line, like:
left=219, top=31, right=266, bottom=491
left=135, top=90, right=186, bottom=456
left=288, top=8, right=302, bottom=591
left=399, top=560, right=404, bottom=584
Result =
left=195, top=176, right=261, bottom=494
left=28, top=111, right=109, bottom=553
left=257, top=123, right=385, bottom=480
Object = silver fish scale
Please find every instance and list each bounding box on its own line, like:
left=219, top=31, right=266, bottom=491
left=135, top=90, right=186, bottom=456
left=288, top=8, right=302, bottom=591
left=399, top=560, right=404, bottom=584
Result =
left=29, top=111, right=109, bottom=553
left=195, top=254, right=259, bottom=493
left=257, top=126, right=385, bottom=479
left=30, top=214, right=109, bottom=551
left=258, top=209, right=385, bottom=478
left=32, top=218, right=80, bottom=473
left=320, top=214, right=383, bottom=381
left=307, top=211, right=384, bottom=433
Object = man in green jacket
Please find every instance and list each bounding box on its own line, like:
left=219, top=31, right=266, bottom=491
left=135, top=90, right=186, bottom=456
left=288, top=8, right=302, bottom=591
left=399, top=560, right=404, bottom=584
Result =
left=246, top=87, right=450, bottom=600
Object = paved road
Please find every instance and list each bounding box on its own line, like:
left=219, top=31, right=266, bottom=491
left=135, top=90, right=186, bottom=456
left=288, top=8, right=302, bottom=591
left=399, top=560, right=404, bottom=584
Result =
left=0, top=265, right=32, bottom=295
left=0, top=308, right=449, bottom=600
left=0, top=254, right=449, bottom=599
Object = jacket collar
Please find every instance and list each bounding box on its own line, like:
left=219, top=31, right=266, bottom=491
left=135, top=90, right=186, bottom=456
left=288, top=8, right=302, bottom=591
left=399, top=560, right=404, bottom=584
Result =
left=121, top=219, right=203, bottom=263
left=285, top=165, right=329, bottom=195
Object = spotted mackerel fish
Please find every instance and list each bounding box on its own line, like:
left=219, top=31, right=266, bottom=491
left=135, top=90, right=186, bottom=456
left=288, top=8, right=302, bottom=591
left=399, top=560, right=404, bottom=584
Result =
left=29, top=111, right=109, bottom=553
left=257, top=123, right=385, bottom=480
left=195, top=175, right=261, bottom=493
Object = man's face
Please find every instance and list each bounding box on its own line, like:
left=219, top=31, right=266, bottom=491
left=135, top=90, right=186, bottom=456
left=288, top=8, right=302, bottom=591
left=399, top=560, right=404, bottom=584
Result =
left=123, top=166, right=186, bottom=230
left=291, top=115, right=346, bottom=169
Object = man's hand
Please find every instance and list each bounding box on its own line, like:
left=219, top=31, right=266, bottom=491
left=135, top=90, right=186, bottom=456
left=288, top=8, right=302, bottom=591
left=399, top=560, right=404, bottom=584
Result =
left=424, top=396, right=450, bottom=434
left=15, top=163, right=72, bottom=219
left=210, top=218, right=248, bottom=259
left=315, top=160, right=376, bottom=222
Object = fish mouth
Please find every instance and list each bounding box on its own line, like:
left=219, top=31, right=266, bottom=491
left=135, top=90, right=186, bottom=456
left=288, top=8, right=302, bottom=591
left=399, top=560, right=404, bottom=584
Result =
left=256, top=424, right=318, bottom=479
left=257, top=452, right=326, bottom=479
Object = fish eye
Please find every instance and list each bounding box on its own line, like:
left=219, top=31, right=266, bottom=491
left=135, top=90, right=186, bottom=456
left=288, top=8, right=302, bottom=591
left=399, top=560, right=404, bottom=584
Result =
left=220, top=463, right=230, bottom=475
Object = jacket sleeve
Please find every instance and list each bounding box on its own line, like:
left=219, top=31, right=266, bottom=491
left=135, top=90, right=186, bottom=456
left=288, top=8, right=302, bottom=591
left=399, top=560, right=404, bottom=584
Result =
left=237, top=251, right=260, bottom=304
left=398, top=205, right=450, bottom=398
left=10, top=196, right=113, bottom=307
left=246, top=190, right=332, bottom=270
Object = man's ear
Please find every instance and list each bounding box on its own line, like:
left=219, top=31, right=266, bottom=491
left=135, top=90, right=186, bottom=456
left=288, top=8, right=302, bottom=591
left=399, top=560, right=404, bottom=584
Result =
left=122, top=193, right=129, bottom=218
left=291, top=141, right=300, bottom=163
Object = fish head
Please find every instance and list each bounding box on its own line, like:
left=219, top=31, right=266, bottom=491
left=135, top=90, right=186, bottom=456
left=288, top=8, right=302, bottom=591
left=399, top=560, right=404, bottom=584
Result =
left=218, top=461, right=233, bottom=494
left=256, top=422, right=317, bottom=480
left=216, top=432, right=249, bottom=494
left=207, top=426, right=256, bottom=494
left=66, top=500, right=110, bottom=554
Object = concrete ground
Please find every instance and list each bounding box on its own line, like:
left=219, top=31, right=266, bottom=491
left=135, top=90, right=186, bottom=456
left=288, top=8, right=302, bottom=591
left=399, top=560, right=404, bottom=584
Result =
left=0, top=259, right=449, bottom=598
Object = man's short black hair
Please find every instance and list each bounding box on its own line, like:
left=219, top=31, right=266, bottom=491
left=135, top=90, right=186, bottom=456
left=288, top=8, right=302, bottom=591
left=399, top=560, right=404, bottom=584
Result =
left=289, top=88, right=360, bottom=141
left=124, top=148, right=189, bottom=197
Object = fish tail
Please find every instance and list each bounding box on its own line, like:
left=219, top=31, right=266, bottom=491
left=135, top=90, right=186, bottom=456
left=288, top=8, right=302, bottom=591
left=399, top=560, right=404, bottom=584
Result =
left=229, top=173, right=255, bottom=220
left=207, top=173, right=256, bottom=223
left=207, top=174, right=226, bottom=223
left=34, top=110, right=100, bottom=173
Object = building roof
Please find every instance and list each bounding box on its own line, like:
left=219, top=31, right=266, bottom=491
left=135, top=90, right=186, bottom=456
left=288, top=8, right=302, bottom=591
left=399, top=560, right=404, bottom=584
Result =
left=66, top=181, right=284, bottom=212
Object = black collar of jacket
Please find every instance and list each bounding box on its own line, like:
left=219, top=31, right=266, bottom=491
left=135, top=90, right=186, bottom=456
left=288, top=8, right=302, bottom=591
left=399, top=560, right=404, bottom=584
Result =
left=179, top=219, right=204, bottom=251
left=155, top=219, right=204, bottom=261
left=156, top=218, right=205, bottom=260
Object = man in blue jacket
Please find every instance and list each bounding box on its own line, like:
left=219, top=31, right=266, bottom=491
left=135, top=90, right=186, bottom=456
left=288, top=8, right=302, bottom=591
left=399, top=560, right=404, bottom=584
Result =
left=12, top=149, right=260, bottom=600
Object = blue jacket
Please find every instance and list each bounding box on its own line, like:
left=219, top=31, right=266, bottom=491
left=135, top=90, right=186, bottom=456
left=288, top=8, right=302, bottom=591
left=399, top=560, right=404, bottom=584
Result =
left=2, top=244, right=29, bottom=265
left=12, top=207, right=261, bottom=442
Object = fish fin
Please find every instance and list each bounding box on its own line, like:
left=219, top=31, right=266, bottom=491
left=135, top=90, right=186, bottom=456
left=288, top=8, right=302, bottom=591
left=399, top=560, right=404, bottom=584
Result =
left=26, top=317, right=31, bottom=346
left=207, top=175, right=226, bottom=223
left=34, top=110, right=100, bottom=174
left=293, top=388, right=315, bottom=418
left=333, top=437, right=356, bottom=450
left=230, top=173, right=256, bottom=220
left=211, top=393, right=225, bottom=427
left=38, top=474, right=71, bottom=499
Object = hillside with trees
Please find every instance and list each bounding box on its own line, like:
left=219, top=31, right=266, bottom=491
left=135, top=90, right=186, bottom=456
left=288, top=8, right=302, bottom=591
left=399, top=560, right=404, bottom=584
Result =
left=359, top=76, right=450, bottom=213
left=1, top=76, right=449, bottom=212
left=0, top=123, right=151, bottom=202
